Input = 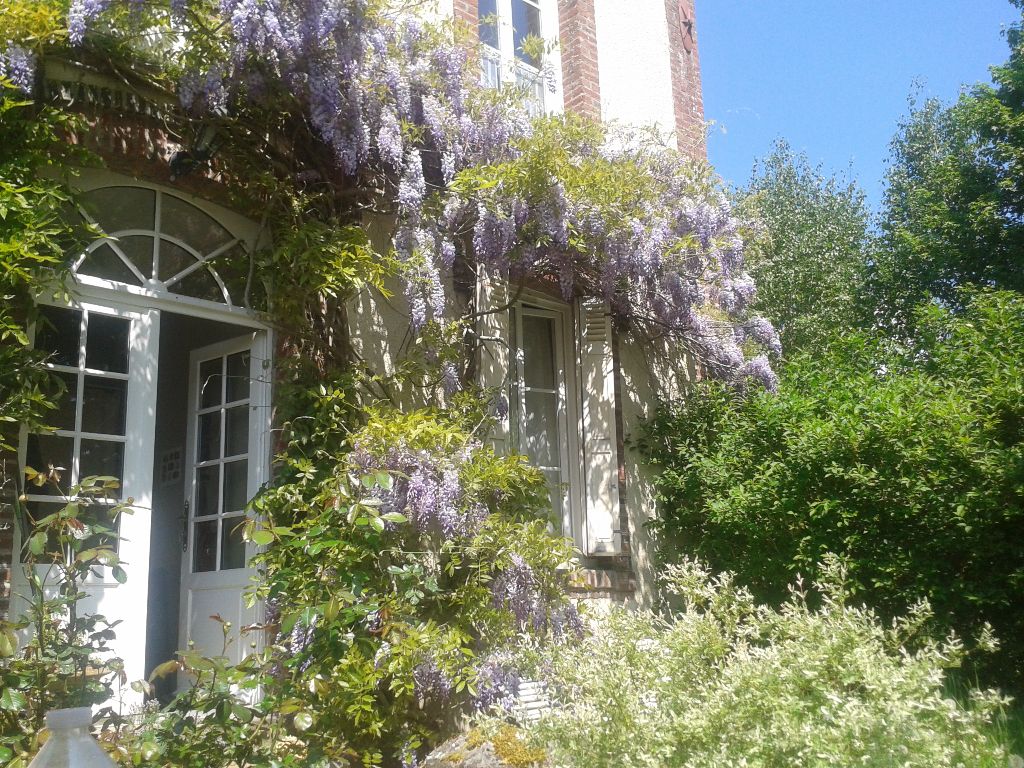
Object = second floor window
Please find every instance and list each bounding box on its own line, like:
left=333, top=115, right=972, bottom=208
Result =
left=479, top=0, right=547, bottom=115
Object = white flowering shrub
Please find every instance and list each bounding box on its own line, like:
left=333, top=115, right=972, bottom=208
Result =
left=522, top=558, right=1014, bottom=767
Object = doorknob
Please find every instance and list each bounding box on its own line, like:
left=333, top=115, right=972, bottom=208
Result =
left=181, top=499, right=189, bottom=552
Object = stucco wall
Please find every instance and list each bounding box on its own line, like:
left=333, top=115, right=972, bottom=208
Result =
left=592, top=0, right=677, bottom=133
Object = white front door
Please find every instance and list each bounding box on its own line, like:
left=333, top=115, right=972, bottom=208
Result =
left=18, top=300, right=158, bottom=700
left=179, top=335, right=265, bottom=665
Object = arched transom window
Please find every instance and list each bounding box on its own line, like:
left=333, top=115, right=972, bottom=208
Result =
left=74, top=186, right=249, bottom=307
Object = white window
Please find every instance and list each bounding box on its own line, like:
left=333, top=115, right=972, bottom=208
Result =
left=511, top=301, right=581, bottom=536
left=476, top=269, right=622, bottom=556
left=478, top=0, right=563, bottom=116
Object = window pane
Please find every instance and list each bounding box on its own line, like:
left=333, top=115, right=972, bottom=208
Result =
left=482, top=53, right=502, bottom=89
left=79, top=439, right=124, bottom=496
left=199, top=358, right=222, bottom=408
left=82, top=186, right=156, bottom=234
left=193, top=519, right=217, bottom=572
left=157, top=239, right=197, bottom=283
left=160, top=194, right=233, bottom=256
left=25, top=434, right=74, bottom=496
left=220, top=515, right=246, bottom=571
left=85, top=313, right=130, bottom=374
left=197, top=411, right=221, bottom=462
left=512, top=0, right=541, bottom=66
left=225, top=405, right=249, bottom=458
left=82, top=376, right=127, bottom=435
left=195, top=464, right=220, bottom=518
left=523, top=390, right=559, bottom=468
left=36, top=306, right=81, bottom=367
left=522, top=315, right=556, bottom=389
left=479, top=0, right=499, bottom=48
left=47, top=371, right=78, bottom=431
left=225, top=351, right=250, bottom=402
left=78, top=243, right=141, bottom=285
left=115, top=235, right=156, bottom=279
left=223, top=459, right=248, bottom=514
left=543, top=468, right=563, bottom=528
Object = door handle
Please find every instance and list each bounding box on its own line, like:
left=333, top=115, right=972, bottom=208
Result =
left=181, top=499, right=189, bottom=552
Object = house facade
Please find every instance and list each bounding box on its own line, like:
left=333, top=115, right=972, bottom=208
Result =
left=0, top=0, right=704, bottom=695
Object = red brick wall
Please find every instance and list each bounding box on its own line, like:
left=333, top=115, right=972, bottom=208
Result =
left=557, top=0, right=601, bottom=119
left=664, top=0, right=705, bottom=157
left=454, top=0, right=478, bottom=28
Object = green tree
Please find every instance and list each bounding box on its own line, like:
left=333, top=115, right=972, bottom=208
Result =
left=870, top=2, right=1024, bottom=334
left=739, top=140, right=871, bottom=354
left=642, top=291, right=1024, bottom=691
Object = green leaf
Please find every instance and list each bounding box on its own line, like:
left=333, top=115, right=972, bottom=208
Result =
left=251, top=529, right=275, bottom=546
left=0, top=628, right=16, bottom=658
left=148, top=659, right=179, bottom=681
left=293, top=711, right=314, bottom=732
left=0, top=687, right=27, bottom=711
left=28, top=532, right=46, bottom=556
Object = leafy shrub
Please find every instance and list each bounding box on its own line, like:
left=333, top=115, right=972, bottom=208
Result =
left=520, top=558, right=1013, bottom=768
left=0, top=474, right=131, bottom=768
left=641, top=290, right=1024, bottom=690
left=119, top=400, right=577, bottom=768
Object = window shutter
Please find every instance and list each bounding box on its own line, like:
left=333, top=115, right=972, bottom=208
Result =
left=476, top=265, right=510, bottom=454
left=577, top=298, right=622, bottom=556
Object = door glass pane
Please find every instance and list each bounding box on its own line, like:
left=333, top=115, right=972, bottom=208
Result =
left=48, top=371, right=78, bottom=431
left=512, top=0, right=541, bottom=66
left=220, top=516, right=246, bottom=570
left=82, top=186, right=156, bottom=234
left=199, top=358, right=222, bottom=408
left=24, top=501, right=64, bottom=558
left=81, top=376, right=127, bottom=435
left=81, top=503, right=120, bottom=550
left=522, top=315, right=556, bottom=388
left=193, top=519, right=218, bottom=572
left=85, top=313, right=130, bottom=373
left=78, top=243, right=140, bottom=285
left=225, top=351, right=250, bottom=402
left=195, top=464, right=220, bottom=518
left=79, top=439, right=124, bottom=495
left=523, top=390, right=559, bottom=467
left=223, top=459, right=248, bottom=514
left=198, top=412, right=221, bottom=462
left=224, top=406, right=249, bottom=457
left=24, top=434, right=74, bottom=495
left=36, top=306, right=81, bottom=367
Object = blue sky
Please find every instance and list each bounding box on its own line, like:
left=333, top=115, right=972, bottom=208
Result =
left=699, top=0, right=1021, bottom=210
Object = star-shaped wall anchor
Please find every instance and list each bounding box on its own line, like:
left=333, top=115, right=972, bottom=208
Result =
left=678, top=1, right=695, bottom=53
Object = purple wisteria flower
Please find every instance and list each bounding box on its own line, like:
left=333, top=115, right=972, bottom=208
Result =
left=472, top=652, right=522, bottom=712
left=413, top=656, right=452, bottom=702
left=737, top=355, right=780, bottom=393
left=492, top=553, right=539, bottom=628
left=0, top=45, right=35, bottom=93
left=349, top=435, right=489, bottom=540
left=398, top=149, right=426, bottom=214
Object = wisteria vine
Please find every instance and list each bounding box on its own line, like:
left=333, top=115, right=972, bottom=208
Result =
left=6, top=0, right=781, bottom=389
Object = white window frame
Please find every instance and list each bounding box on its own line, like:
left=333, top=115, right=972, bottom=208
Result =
left=510, top=294, right=584, bottom=548
left=478, top=0, right=565, bottom=116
